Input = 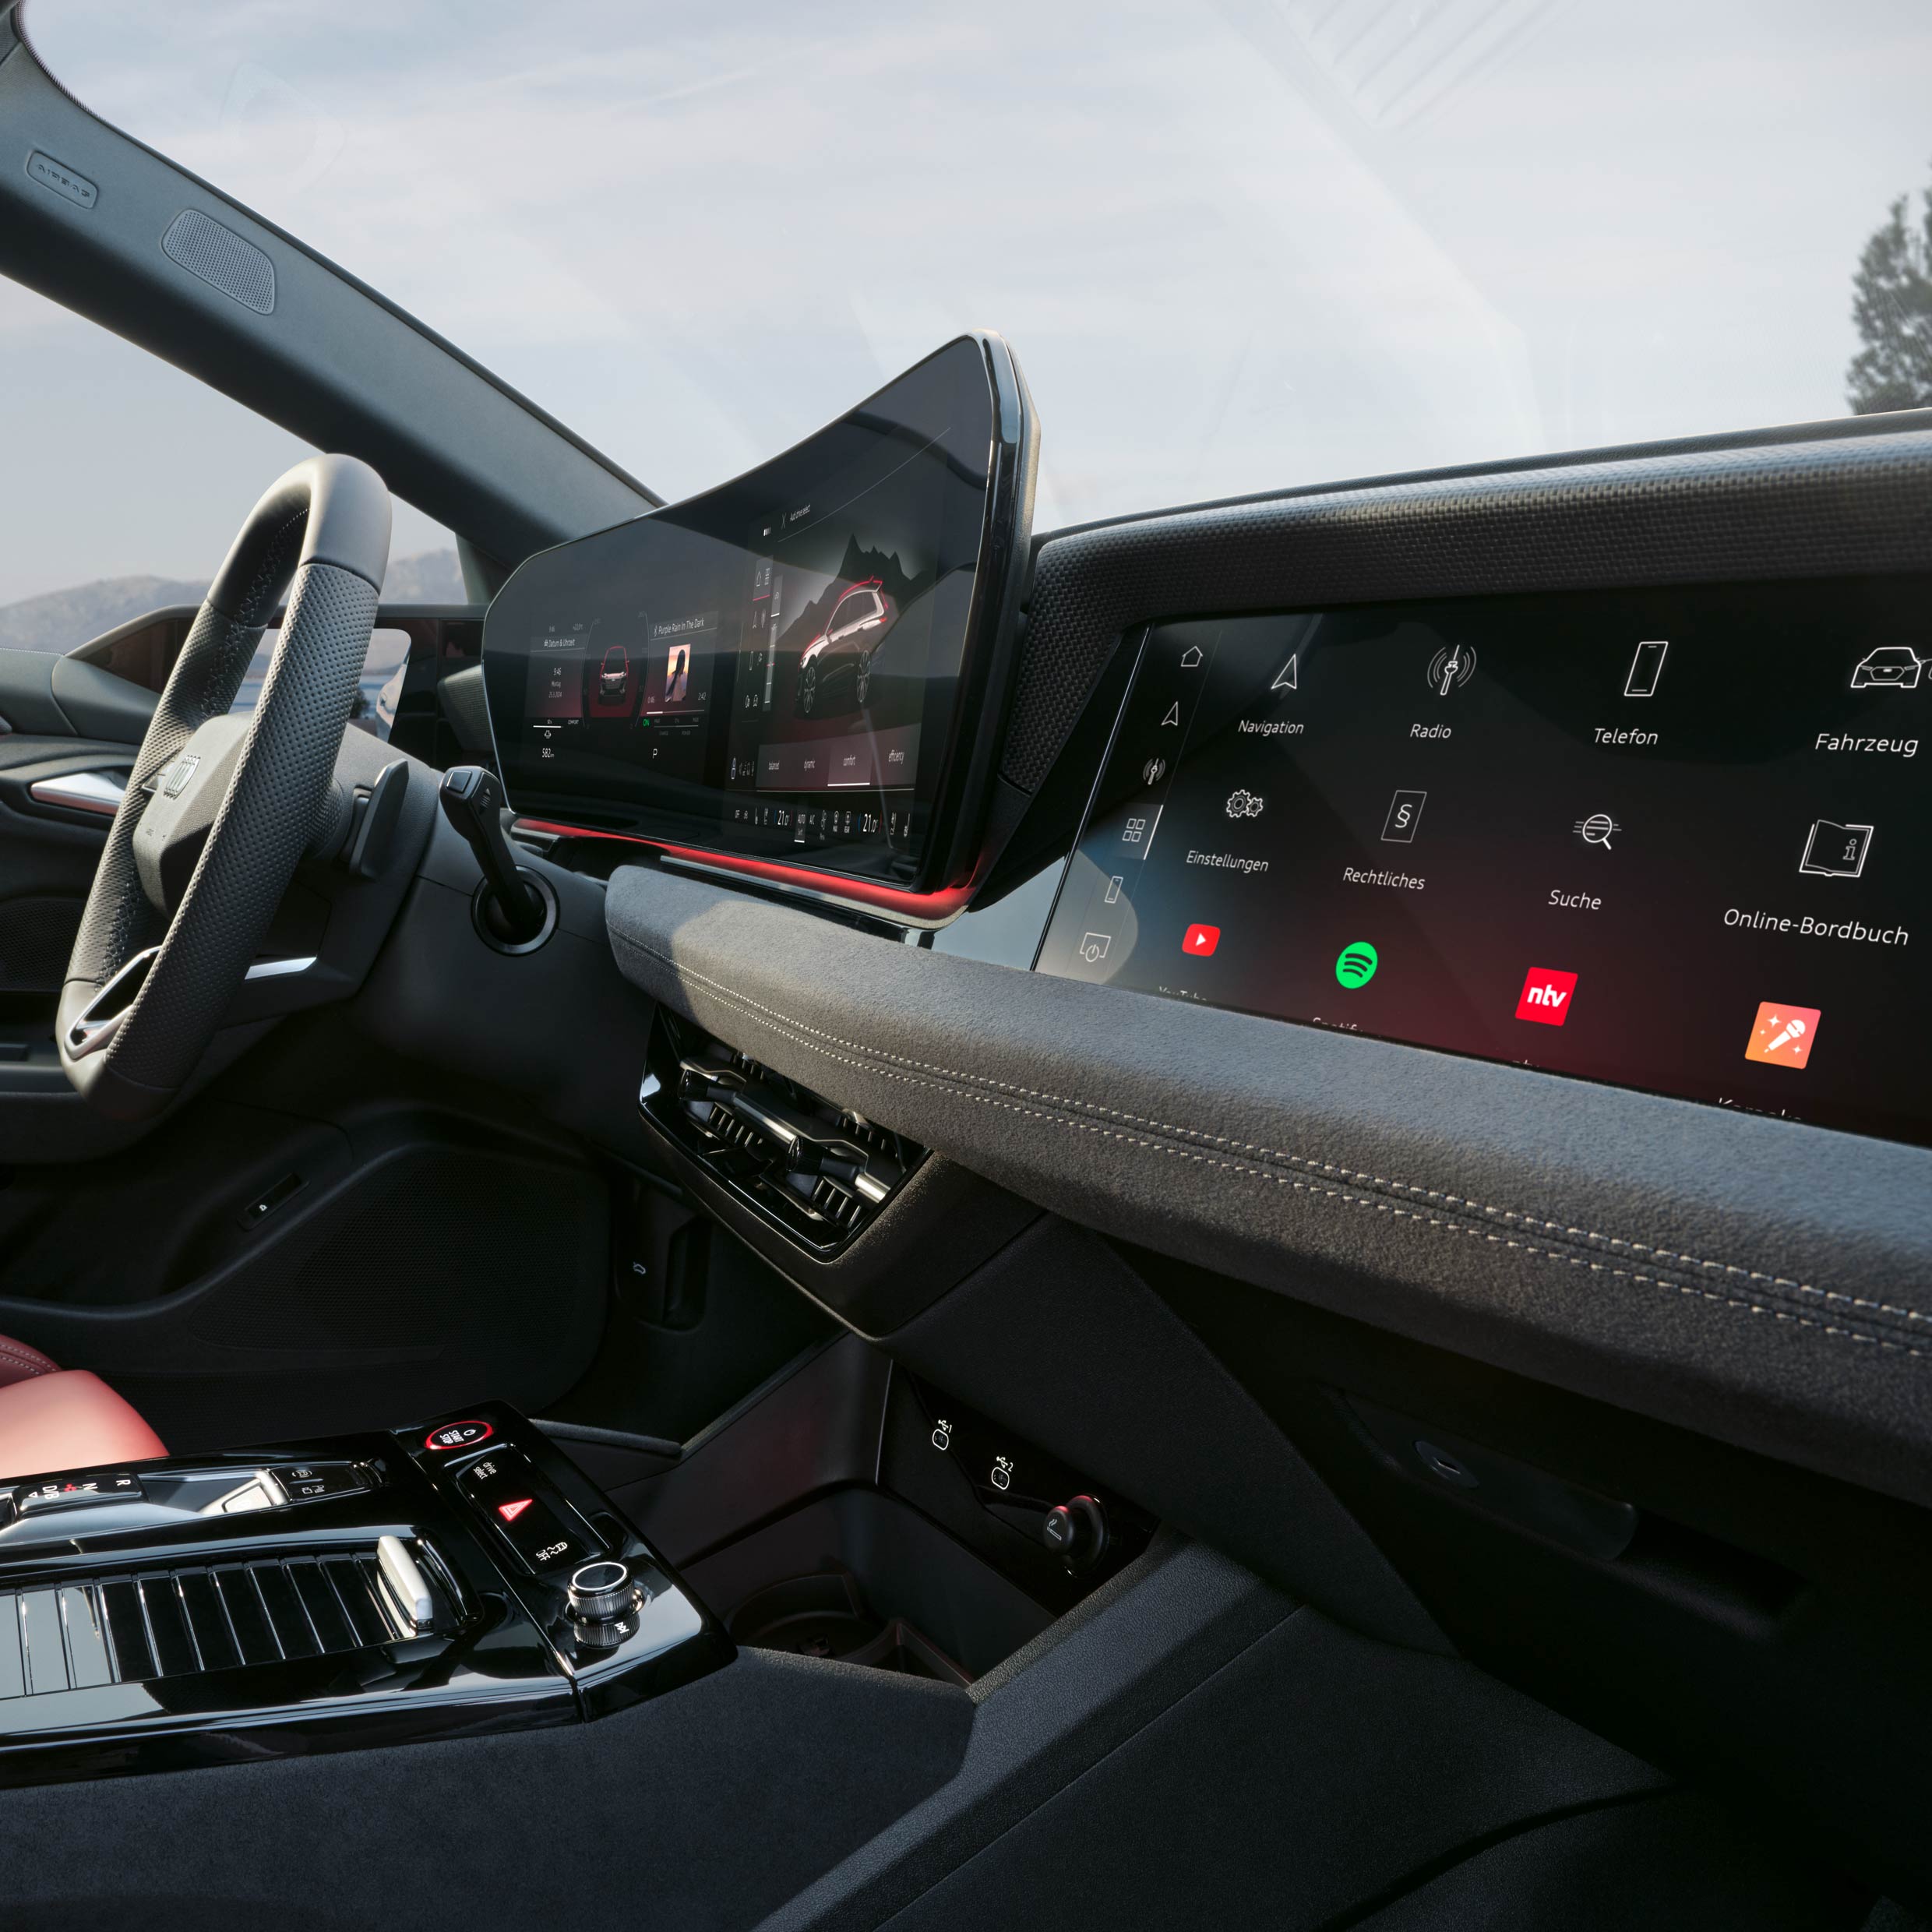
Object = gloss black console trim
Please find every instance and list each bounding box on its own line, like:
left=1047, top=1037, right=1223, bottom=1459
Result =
left=0, top=1404, right=728, bottom=1785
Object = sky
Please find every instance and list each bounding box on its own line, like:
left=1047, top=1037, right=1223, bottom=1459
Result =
left=3, top=0, right=1929, bottom=607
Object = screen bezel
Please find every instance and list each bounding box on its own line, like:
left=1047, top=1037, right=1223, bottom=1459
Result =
left=478, top=335, right=1036, bottom=908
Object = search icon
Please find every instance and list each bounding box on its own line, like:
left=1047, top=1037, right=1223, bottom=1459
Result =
left=1574, top=813, right=1619, bottom=850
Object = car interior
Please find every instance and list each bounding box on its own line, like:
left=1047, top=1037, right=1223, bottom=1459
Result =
left=2, top=5, right=1931, bottom=1927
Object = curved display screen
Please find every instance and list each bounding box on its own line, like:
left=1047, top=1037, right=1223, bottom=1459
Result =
left=1038, top=578, right=1932, bottom=1147
left=481, top=337, right=1032, bottom=894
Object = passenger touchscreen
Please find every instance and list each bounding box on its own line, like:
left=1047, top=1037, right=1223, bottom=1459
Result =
left=482, top=337, right=1032, bottom=894
left=1037, top=579, right=1932, bottom=1147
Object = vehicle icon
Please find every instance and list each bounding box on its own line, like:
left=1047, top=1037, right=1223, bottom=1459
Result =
left=795, top=579, right=896, bottom=717
left=598, top=644, right=630, bottom=703
left=1849, top=645, right=1923, bottom=690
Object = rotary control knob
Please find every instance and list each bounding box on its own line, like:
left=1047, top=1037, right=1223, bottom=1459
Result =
left=565, top=1558, right=645, bottom=1645
left=1042, top=1495, right=1109, bottom=1575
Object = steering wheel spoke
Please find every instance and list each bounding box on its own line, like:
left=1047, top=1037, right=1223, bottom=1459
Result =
left=57, top=455, right=391, bottom=1121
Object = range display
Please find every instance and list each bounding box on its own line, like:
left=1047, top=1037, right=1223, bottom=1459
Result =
left=1037, top=579, right=1932, bottom=1147
left=482, top=337, right=1035, bottom=897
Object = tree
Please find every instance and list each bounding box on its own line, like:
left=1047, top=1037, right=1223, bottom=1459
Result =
left=1847, top=178, right=1932, bottom=414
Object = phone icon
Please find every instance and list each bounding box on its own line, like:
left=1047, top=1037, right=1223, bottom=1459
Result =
left=1624, top=640, right=1669, bottom=698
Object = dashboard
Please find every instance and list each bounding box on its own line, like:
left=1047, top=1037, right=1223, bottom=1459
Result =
left=560, top=398, right=1932, bottom=1887
left=1036, top=578, right=1932, bottom=1149
left=495, top=340, right=1932, bottom=1161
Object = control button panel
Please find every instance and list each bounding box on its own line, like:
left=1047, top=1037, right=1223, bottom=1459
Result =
left=271, top=1463, right=368, bottom=1504
left=17, top=1471, right=143, bottom=1515
left=455, top=1450, right=593, bottom=1574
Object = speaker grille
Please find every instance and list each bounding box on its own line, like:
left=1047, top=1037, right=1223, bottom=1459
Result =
left=161, top=210, right=277, bottom=316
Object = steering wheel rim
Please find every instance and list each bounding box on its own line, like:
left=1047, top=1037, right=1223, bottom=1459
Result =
left=58, top=454, right=391, bottom=1121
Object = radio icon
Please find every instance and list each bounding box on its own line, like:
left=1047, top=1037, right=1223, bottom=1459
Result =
left=1426, top=644, right=1476, bottom=697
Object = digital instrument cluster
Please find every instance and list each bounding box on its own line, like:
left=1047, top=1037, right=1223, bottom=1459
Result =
left=481, top=337, right=1035, bottom=897
left=1037, top=577, right=1932, bottom=1147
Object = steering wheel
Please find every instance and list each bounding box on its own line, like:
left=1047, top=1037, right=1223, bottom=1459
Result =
left=58, top=456, right=391, bottom=1121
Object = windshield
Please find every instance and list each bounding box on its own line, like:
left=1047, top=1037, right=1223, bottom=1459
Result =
left=22, top=0, right=1932, bottom=531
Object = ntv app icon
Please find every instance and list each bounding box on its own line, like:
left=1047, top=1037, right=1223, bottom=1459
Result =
left=1515, top=968, right=1578, bottom=1027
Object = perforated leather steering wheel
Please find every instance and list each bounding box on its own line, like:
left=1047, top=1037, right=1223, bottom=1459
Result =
left=58, top=456, right=391, bottom=1121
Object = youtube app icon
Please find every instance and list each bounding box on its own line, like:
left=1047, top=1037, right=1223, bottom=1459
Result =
left=1183, top=924, right=1221, bottom=958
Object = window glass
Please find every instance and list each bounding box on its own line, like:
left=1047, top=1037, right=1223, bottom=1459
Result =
left=0, top=279, right=458, bottom=658
left=23, top=0, right=1932, bottom=535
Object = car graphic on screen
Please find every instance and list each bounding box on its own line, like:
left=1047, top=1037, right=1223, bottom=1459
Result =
left=1849, top=644, right=1924, bottom=690
left=598, top=644, right=630, bottom=702
left=795, top=580, right=895, bottom=717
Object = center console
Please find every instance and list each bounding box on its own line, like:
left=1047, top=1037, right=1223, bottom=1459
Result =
left=0, top=1405, right=726, bottom=1786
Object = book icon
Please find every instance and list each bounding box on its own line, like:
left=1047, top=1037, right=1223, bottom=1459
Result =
left=1798, top=820, right=1874, bottom=879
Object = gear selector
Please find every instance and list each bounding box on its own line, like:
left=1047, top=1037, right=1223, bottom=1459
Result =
left=439, top=764, right=552, bottom=949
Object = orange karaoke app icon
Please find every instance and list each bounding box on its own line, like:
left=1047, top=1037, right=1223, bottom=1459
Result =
left=1743, top=1001, right=1821, bottom=1070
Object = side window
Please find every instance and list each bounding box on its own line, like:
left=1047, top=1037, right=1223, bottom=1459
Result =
left=0, top=279, right=459, bottom=721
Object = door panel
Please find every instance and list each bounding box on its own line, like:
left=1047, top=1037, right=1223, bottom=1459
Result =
left=0, top=1021, right=612, bottom=1451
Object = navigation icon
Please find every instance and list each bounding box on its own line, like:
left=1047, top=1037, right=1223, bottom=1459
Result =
left=1160, top=702, right=1182, bottom=727
left=1799, top=819, right=1874, bottom=879
left=1271, top=655, right=1299, bottom=693
left=1179, top=645, right=1204, bottom=668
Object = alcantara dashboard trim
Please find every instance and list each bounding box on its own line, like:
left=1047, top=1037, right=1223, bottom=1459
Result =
left=604, top=420, right=1932, bottom=1514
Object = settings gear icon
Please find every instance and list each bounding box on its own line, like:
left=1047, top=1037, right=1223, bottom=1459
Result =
left=1225, top=788, right=1265, bottom=820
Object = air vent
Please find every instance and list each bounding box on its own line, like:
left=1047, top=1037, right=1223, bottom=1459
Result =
left=644, top=1011, right=922, bottom=1253
left=810, top=1178, right=865, bottom=1230
left=0, top=1551, right=418, bottom=1694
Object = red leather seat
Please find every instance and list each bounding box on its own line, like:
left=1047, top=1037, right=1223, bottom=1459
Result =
left=0, top=1337, right=165, bottom=1482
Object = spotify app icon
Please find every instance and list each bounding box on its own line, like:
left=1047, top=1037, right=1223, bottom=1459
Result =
left=1335, top=943, right=1379, bottom=989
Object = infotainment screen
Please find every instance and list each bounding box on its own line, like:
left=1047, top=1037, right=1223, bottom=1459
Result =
left=481, top=337, right=1035, bottom=899
left=1037, top=578, right=1932, bottom=1148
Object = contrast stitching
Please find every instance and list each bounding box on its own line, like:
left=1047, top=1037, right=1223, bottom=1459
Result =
left=621, top=933, right=1927, bottom=1357
left=0, top=1343, right=55, bottom=1377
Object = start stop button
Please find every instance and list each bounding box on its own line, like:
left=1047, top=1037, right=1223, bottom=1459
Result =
left=424, top=1419, right=494, bottom=1454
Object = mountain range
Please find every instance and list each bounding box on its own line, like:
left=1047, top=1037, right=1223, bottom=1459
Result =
left=0, top=548, right=468, bottom=654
